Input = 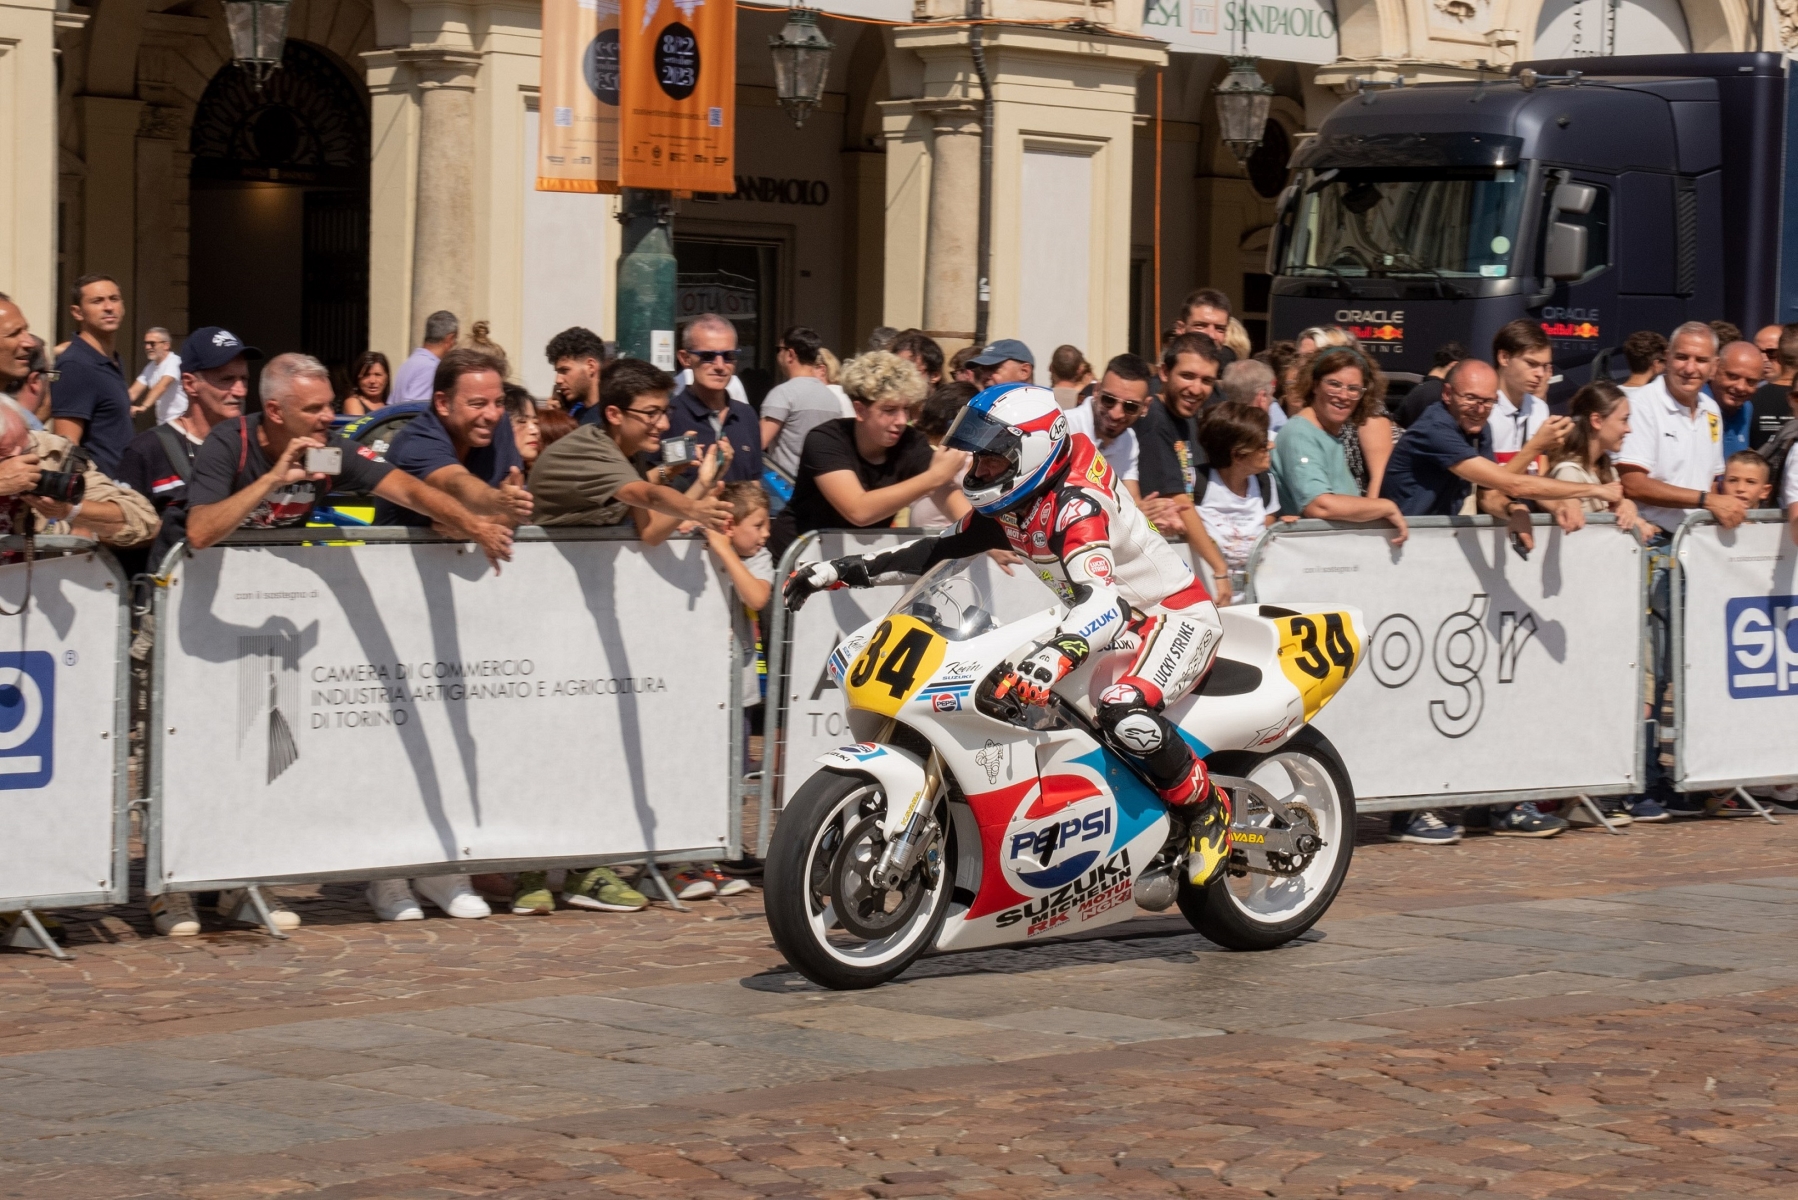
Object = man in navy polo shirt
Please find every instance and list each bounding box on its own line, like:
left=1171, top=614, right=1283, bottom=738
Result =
left=51, top=273, right=136, bottom=476
left=671, top=313, right=761, bottom=483
left=373, top=347, right=533, bottom=527
left=1382, top=359, right=1612, bottom=546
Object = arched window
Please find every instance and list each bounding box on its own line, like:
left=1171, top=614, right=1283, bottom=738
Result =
left=190, top=40, right=368, bottom=187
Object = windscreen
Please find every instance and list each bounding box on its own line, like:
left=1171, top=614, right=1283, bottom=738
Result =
left=1284, top=167, right=1527, bottom=279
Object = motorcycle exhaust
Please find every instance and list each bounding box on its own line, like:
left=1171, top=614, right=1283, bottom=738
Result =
left=1133, top=863, right=1179, bottom=912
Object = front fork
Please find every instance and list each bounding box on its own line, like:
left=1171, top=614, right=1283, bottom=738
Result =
left=870, top=747, right=944, bottom=892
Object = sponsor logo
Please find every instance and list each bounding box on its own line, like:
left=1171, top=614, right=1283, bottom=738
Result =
left=1235, top=830, right=1267, bottom=844
left=1077, top=609, right=1117, bottom=640
left=1057, top=497, right=1095, bottom=531
left=975, top=740, right=1007, bottom=783
left=1334, top=308, right=1403, bottom=323
left=1725, top=595, right=1798, bottom=698
left=1085, top=456, right=1108, bottom=487
left=1541, top=306, right=1599, bottom=320
left=356, top=445, right=379, bottom=460
left=0, top=652, right=54, bottom=789
left=1099, top=682, right=1140, bottom=706
left=995, top=848, right=1131, bottom=931
left=940, top=660, right=981, bottom=679
left=1078, top=876, right=1134, bottom=922
left=1151, top=623, right=1198, bottom=687
left=1542, top=320, right=1600, bottom=340
left=1706, top=411, right=1720, bottom=443
left=1003, top=798, right=1114, bottom=890
left=1084, top=553, right=1114, bottom=584
left=917, top=679, right=973, bottom=711
left=1031, top=530, right=1048, bottom=548
left=1050, top=414, right=1068, bottom=440
left=212, top=330, right=242, bottom=347
left=825, top=635, right=867, bottom=686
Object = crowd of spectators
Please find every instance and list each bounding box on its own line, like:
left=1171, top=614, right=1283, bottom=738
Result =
left=6, top=272, right=1798, bottom=935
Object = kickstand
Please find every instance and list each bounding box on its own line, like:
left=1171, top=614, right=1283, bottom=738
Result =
left=3, top=909, right=71, bottom=960
left=1735, top=786, right=1781, bottom=826
left=236, top=885, right=290, bottom=939
left=1575, top=793, right=1625, bottom=836
left=639, top=855, right=689, bottom=912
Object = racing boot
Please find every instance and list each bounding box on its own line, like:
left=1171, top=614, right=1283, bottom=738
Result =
left=1160, top=760, right=1231, bottom=888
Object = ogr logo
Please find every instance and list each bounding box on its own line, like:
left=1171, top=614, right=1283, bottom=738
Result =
left=0, top=651, right=54, bottom=788
left=1726, top=596, right=1798, bottom=698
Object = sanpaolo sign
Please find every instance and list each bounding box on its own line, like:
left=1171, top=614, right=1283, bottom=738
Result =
left=1143, top=0, right=1339, bottom=64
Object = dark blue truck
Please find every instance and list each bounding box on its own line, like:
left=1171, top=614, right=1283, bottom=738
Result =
left=1266, top=52, right=1797, bottom=404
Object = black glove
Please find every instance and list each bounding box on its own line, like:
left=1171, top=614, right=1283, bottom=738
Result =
left=783, top=560, right=841, bottom=612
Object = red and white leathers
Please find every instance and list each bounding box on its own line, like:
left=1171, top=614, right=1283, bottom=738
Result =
left=831, top=433, right=1224, bottom=808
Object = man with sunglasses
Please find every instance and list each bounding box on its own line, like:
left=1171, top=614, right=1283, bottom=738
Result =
left=1063, top=353, right=1151, bottom=499
left=672, top=313, right=762, bottom=483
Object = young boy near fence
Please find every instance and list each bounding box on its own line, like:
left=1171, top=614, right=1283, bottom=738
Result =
left=1719, top=449, right=1774, bottom=510
left=669, top=482, right=774, bottom=899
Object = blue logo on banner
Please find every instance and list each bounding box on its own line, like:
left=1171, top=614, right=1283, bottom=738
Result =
left=0, top=652, right=54, bottom=788
left=1726, top=596, right=1798, bottom=699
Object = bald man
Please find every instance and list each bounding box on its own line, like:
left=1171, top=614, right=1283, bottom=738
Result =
left=1713, top=338, right=1769, bottom=459
left=1755, top=324, right=1788, bottom=383
left=0, top=296, right=33, bottom=390
left=1381, top=358, right=1617, bottom=548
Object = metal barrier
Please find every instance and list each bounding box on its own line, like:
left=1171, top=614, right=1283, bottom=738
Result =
left=1672, top=511, right=1798, bottom=794
left=146, top=527, right=738, bottom=910
left=0, top=538, right=131, bottom=959
left=1245, top=514, right=1647, bottom=815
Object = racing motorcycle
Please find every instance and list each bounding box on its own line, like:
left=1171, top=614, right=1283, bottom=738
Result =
left=765, top=560, right=1367, bottom=990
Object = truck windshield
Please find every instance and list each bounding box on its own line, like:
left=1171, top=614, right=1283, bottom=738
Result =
left=1285, top=167, right=1526, bottom=279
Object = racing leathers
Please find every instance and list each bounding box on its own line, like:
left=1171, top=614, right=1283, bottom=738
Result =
left=793, top=434, right=1228, bottom=842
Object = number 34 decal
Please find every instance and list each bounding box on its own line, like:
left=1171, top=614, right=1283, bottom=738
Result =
left=1275, top=611, right=1359, bottom=720
left=845, top=617, right=948, bottom=717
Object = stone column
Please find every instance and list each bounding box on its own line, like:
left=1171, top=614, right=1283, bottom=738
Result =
left=921, top=104, right=981, bottom=349
left=398, top=49, right=480, bottom=339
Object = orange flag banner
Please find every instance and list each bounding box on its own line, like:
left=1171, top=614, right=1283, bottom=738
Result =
left=617, top=0, right=735, bottom=191
left=537, top=0, right=620, bottom=192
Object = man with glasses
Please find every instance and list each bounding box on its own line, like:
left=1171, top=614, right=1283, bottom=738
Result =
left=1751, top=322, right=1798, bottom=451
left=1064, top=353, right=1151, bottom=500
left=672, top=313, right=762, bottom=483
left=531, top=357, right=734, bottom=539
left=5, top=335, right=53, bottom=430
left=1755, top=325, right=1786, bottom=382
left=129, top=327, right=184, bottom=424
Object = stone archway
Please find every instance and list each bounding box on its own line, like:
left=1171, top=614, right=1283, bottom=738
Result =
left=187, top=40, right=371, bottom=379
left=1531, top=0, right=1691, bottom=56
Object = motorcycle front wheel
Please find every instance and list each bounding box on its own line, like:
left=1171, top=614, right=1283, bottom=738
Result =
left=764, top=768, right=955, bottom=990
left=1178, top=728, right=1356, bottom=951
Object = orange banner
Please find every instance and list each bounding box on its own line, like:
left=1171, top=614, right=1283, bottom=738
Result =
left=617, top=0, right=735, bottom=191
left=536, top=0, right=619, bottom=192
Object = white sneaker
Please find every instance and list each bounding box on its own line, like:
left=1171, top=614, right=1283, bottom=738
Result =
left=149, top=892, right=201, bottom=937
left=216, top=889, right=302, bottom=930
left=413, top=874, right=491, bottom=919
left=367, top=878, right=424, bottom=921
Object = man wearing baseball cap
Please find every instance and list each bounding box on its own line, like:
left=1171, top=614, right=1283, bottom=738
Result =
left=966, top=338, right=1035, bottom=387
left=117, top=327, right=263, bottom=577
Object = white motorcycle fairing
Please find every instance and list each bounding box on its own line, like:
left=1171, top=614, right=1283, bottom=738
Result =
left=817, top=600, right=1365, bottom=956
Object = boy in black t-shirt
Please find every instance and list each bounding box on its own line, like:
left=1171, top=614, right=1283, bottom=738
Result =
left=1135, top=334, right=1232, bottom=603
left=182, top=353, right=512, bottom=568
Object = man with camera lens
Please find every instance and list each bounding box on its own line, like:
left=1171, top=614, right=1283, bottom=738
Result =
left=182, top=353, right=515, bottom=570
left=373, top=349, right=532, bottom=529
left=0, top=294, right=156, bottom=551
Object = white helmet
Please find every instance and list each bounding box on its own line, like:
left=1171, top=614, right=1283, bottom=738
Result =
left=944, top=383, right=1071, bottom=516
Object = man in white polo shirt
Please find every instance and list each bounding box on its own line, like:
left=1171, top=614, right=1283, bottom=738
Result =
left=1491, top=319, right=1554, bottom=464
left=1617, top=321, right=1746, bottom=818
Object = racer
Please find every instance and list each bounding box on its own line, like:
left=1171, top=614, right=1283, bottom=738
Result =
left=784, top=382, right=1232, bottom=885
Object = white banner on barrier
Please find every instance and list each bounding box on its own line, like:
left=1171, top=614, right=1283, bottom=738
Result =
left=0, top=549, right=127, bottom=909
left=1250, top=520, right=1644, bottom=805
left=1675, top=516, right=1798, bottom=790
left=153, top=535, right=732, bottom=888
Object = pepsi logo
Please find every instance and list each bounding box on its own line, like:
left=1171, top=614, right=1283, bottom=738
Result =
left=1001, top=787, right=1114, bottom=892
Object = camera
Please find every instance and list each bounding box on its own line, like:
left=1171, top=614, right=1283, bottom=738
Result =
left=305, top=447, right=343, bottom=475
left=31, top=468, right=85, bottom=506
left=661, top=435, right=694, bottom=467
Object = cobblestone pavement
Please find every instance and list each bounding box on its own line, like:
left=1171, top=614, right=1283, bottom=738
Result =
left=5, top=815, right=1798, bottom=1197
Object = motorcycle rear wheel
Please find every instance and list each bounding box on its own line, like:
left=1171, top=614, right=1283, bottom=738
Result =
left=764, top=768, right=954, bottom=990
left=1178, top=729, right=1356, bottom=951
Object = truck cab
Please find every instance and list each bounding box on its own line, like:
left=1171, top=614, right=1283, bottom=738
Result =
left=1267, top=53, right=1788, bottom=405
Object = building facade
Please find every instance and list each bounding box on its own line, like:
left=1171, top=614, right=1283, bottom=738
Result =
left=0, top=0, right=1777, bottom=396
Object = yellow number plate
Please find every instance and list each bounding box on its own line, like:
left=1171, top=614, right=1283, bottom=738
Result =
left=1274, top=610, right=1360, bottom=720
left=843, top=615, right=948, bottom=717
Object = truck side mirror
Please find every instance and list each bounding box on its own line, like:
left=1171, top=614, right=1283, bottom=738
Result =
left=1543, top=221, right=1588, bottom=281
left=1266, top=184, right=1298, bottom=277
left=1552, top=182, right=1597, bottom=216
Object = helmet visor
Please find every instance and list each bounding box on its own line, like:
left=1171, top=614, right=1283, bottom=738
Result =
left=943, top=406, right=1019, bottom=457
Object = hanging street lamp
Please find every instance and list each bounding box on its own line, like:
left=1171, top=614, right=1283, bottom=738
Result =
left=224, top=0, right=290, bottom=90
left=1213, top=55, right=1275, bottom=166
left=768, top=7, right=834, bottom=129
